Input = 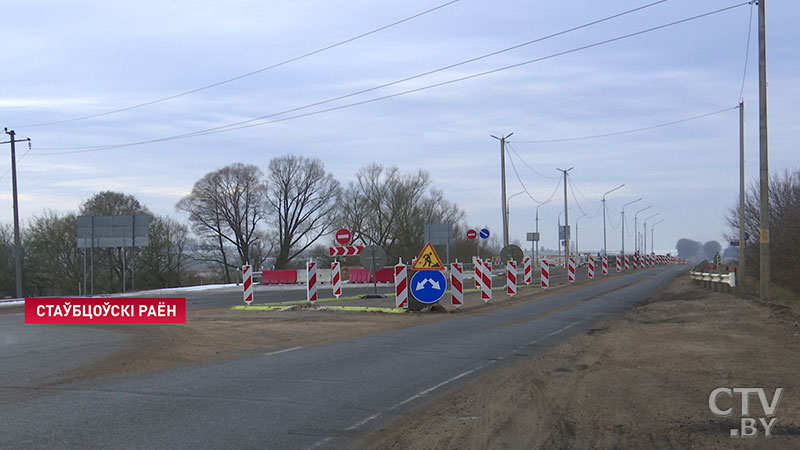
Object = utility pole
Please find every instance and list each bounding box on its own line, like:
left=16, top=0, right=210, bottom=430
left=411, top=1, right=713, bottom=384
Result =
left=757, top=0, right=770, bottom=301
left=2, top=129, right=30, bottom=298
left=643, top=213, right=659, bottom=256
left=738, top=101, right=746, bottom=285
left=621, top=198, right=642, bottom=257
left=651, top=219, right=665, bottom=254
left=601, top=184, right=625, bottom=256
left=557, top=167, right=573, bottom=262
left=535, top=200, right=549, bottom=267
left=491, top=133, right=513, bottom=247
left=634, top=206, right=651, bottom=255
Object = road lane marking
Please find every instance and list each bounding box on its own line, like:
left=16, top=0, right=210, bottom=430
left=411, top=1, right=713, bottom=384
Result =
left=264, top=346, right=302, bottom=356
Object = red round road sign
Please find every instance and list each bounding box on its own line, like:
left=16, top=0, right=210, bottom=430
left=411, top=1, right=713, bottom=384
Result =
left=335, top=228, right=352, bottom=245
left=466, top=229, right=477, bottom=240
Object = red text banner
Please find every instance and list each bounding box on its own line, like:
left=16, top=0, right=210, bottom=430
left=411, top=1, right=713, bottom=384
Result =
left=24, top=297, right=186, bottom=324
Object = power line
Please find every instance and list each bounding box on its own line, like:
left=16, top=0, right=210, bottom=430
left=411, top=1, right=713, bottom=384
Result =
left=739, top=1, right=756, bottom=102
left=506, top=143, right=560, bottom=180
left=567, top=177, right=602, bottom=219
left=505, top=148, right=560, bottom=204
left=32, top=2, right=749, bottom=155
left=513, top=106, right=737, bottom=144
left=13, top=0, right=461, bottom=129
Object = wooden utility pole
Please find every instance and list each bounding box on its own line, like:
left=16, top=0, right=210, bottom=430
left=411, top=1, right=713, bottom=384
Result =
left=757, top=0, right=770, bottom=300
left=2, top=129, right=30, bottom=298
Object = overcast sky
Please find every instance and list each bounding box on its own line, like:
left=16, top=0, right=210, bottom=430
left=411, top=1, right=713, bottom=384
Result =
left=1, top=0, right=798, bottom=255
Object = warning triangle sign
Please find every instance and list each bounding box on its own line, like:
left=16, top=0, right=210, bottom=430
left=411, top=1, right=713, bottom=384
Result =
left=411, top=243, right=445, bottom=270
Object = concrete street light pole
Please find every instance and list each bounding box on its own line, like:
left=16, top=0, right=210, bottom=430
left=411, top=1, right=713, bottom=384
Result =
left=621, top=198, right=642, bottom=257
left=634, top=206, right=652, bottom=254
left=602, top=184, right=625, bottom=256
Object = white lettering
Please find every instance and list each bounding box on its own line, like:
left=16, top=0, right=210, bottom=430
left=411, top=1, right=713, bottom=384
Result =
left=709, top=388, right=732, bottom=416
left=740, top=418, right=758, bottom=437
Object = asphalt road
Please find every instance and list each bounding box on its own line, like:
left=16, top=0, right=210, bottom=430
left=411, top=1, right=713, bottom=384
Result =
left=0, top=266, right=684, bottom=449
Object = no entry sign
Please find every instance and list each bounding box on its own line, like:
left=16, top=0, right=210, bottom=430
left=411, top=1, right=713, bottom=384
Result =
left=335, top=228, right=352, bottom=245
left=466, top=229, right=477, bottom=240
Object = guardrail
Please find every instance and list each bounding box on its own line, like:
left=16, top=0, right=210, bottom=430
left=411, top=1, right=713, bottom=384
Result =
left=690, top=270, right=736, bottom=292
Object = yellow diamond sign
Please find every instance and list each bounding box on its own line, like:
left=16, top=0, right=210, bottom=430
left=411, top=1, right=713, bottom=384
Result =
left=411, top=243, right=444, bottom=270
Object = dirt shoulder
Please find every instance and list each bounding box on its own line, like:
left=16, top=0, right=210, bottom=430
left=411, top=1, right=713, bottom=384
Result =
left=354, top=276, right=800, bottom=449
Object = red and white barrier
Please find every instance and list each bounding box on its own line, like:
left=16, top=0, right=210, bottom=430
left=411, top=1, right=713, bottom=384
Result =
left=523, top=256, right=532, bottom=285
left=451, top=262, right=463, bottom=307
left=474, top=257, right=481, bottom=289
left=541, top=258, right=550, bottom=288
left=331, top=261, right=342, bottom=298
left=643, top=255, right=649, bottom=268
left=624, top=255, right=630, bottom=271
left=507, top=260, right=517, bottom=296
left=328, top=245, right=364, bottom=257
left=394, top=262, right=408, bottom=309
left=306, top=261, right=317, bottom=304
left=614, top=256, right=620, bottom=272
left=568, top=257, right=576, bottom=282
left=633, top=254, right=638, bottom=270
left=242, top=264, right=253, bottom=304
left=602, top=256, right=608, bottom=276
left=481, top=260, right=493, bottom=302
left=588, top=255, right=595, bottom=279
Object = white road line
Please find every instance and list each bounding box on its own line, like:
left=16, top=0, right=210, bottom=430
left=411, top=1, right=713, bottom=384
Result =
left=264, top=346, right=302, bottom=356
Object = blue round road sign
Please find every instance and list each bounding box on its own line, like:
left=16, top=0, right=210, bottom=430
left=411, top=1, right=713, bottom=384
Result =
left=410, top=270, right=447, bottom=304
left=479, top=228, right=490, bottom=239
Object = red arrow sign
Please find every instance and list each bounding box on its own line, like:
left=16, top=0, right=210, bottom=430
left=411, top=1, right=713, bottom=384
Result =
left=466, top=229, right=477, bottom=240
left=335, top=228, right=352, bottom=245
left=328, top=246, right=364, bottom=257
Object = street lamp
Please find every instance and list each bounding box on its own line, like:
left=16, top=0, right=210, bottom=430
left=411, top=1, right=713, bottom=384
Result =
left=535, top=200, right=551, bottom=265
left=575, top=213, right=588, bottom=256
left=506, top=190, right=525, bottom=242
left=621, top=198, right=642, bottom=257
left=602, top=184, right=625, bottom=255
left=634, top=205, right=651, bottom=254
left=651, top=219, right=665, bottom=254
left=643, top=213, right=659, bottom=255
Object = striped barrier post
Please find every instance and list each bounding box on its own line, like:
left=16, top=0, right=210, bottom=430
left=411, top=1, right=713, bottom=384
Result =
left=615, top=256, right=622, bottom=272
left=541, top=258, right=550, bottom=288
left=643, top=255, right=649, bottom=268
left=331, top=261, right=342, bottom=298
left=507, top=260, right=517, bottom=296
left=624, top=255, right=630, bottom=271
left=568, top=257, right=576, bottom=282
left=242, top=264, right=253, bottom=304
left=306, top=261, right=317, bottom=304
left=602, top=256, right=608, bottom=276
left=523, top=256, right=532, bottom=285
left=633, top=254, right=638, bottom=270
left=474, top=257, right=481, bottom=289
left=394, top=262, right=408, bottom=309
left=451, top=262, right=464, bottom=308
left=588, top=255, right=595, bottom=279
left=481, top=260, right=493, bottom=302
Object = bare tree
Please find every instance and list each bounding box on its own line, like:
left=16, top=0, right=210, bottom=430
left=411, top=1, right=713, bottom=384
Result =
left=138, top=216, right=191, bottom=288
left=340, top=164, right=465, bottom=261
left=265, top=155, right=340, bottom=269
left=25, top=211, right=82, bottom=295
left=726, top=169, right=800, bottom=294
left=177, top=163, right=268, bottom=281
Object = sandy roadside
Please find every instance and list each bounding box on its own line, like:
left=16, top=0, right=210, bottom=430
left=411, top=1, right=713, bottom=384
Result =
left=353, top=275, right=800, bottom=449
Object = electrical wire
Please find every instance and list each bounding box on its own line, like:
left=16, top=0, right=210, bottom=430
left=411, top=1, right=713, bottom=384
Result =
left=505, top=148, right=562, bottom=205
left=605, top=203, right=621, bottom=230
left=13, top=0, right=461, bottom=129
left=505, top=143, right=560, bottom=181
left=567, top=177, right=602, bottom=219
left=738, top=1, right=756, bottom=102
left=513, top=106, right=737, bottom=144
left=0, top=139, right=33, bottom=182
left=31, top=2, right=749, bottom=155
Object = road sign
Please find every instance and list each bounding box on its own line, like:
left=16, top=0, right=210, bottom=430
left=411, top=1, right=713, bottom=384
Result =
left=359, top=245, right=387, bottom=272
left=335, top=228, right=352, bottom=245
left=466, top=229, right=477, bottom=240
left=410, top=270, right=447, bottom=304
left=329, top=245, right=364, bottom=257
left=411, top=243, right=444, bottom=270
left=526, top=232, right=540, bottom=242
left=479, top=228, right=490, bottom=239
left=500, top=244, right=523, bottom=264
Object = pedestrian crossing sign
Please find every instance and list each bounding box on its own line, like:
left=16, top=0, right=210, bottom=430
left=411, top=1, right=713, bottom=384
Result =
left=411, top=243, right=444, bottom=270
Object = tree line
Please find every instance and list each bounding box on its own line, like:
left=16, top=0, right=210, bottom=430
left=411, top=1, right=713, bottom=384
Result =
left=0, top=156, right=502, bottom=297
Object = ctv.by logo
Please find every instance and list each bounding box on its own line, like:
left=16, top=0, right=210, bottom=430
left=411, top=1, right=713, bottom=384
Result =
left=708, top=387, right=784, bottom=437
